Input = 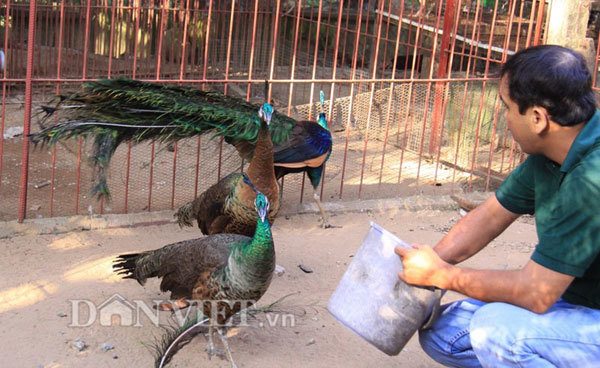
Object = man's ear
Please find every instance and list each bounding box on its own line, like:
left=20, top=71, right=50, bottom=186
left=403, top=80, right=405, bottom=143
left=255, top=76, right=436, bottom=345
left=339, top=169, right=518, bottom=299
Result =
left=531, top=106, right=550, bottom=134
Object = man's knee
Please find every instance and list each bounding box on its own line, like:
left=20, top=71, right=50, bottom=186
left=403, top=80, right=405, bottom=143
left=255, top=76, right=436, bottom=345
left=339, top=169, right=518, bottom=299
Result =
left=470, top=302, right=528, bottom=362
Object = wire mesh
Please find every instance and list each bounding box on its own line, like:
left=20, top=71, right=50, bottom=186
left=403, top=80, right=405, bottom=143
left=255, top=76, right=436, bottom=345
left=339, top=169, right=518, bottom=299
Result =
left=0, top=0, right=556, bottom=221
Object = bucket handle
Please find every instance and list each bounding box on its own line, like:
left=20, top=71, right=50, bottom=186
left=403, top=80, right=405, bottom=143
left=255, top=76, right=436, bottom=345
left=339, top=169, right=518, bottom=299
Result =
left=420, top=288, right=445, bottom=330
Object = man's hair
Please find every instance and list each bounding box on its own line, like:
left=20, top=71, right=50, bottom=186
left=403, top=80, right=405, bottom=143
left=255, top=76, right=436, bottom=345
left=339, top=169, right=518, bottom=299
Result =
left=500, top=45, right=597, bottom=126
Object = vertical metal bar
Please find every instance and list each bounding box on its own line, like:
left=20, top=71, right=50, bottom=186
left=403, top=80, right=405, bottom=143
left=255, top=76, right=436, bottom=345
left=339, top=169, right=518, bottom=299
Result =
left=322, top=0, right=344, bottom=199
left=525, top=0, right=538, bottom=47
left=107, top=0, right=117, bottom=77
left=397, top=2, right=425, bottom=184
left=467, top=3, right=487, bottom=190
left=49, top=0, right=67, bottom=217
left=358, top=0, right=384, bottom=197
left=286, top=0, right=302, bottom=116
left=339, top=0, right=364, bottom=199
left=18, top=0, right=38, bottom=223
left=378, top=0, right=405, bottom=188
left=179, top=0, right=191, bottom=81
left=308, top=1, right=323, bottom=120
left=123, top=0, right=142, bottom=214
left=498, top=0, right=518, bottom=174
left=414, top=0, right=444, bottom=186
left=76, top=0, right=93, bottom=214
left=267, top=0, right=281, bottom=103
left=434, top=0, right=463, bottom=184
left=223, top=0, right=236, bottom=95
left=379, top=0, right=393, bottom=84
left=533, top=0, right=546, bottom=46
left=246, top=0, right=259, bottom=100
left=202, top=0, right=212, bottom=88
left=148, top=0, right=167, bottom=210
left=0, top=0, right=10, bottom=196
left=430, top=0, right=455, bottom=154
left=337, top=0, right=351, bottom=99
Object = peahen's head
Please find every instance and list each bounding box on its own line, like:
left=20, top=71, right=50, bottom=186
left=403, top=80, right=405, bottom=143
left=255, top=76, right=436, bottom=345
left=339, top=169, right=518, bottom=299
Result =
left=258, top=103, right=273, bottom=125
left=254, top=193, right=270, bottom=222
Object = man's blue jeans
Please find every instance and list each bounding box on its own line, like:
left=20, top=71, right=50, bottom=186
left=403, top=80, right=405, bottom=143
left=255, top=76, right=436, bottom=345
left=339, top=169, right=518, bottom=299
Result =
left=418, top=298, right=600, bottom=367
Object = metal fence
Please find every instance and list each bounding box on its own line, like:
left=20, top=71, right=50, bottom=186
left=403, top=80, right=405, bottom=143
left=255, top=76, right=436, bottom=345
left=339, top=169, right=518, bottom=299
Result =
left=0, top=0, right=562, bottom=221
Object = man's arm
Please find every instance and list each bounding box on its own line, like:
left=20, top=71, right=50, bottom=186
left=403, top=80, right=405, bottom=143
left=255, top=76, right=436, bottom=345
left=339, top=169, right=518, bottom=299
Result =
left=435, top=193, right=520, bottom=264
left=395, top=244, right=574, bottom=314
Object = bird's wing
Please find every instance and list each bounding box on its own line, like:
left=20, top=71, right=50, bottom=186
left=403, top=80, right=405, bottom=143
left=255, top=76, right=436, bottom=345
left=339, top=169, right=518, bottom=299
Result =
left=273, top=121, right=332, bottom=164
left=156, top=234, right=249, bottom=296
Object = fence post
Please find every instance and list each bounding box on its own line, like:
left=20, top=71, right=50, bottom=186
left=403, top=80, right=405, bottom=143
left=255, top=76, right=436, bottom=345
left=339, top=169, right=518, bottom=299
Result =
left=429, top=0, right=456, bottom=155
left=18, top=0, right=38, bottom=223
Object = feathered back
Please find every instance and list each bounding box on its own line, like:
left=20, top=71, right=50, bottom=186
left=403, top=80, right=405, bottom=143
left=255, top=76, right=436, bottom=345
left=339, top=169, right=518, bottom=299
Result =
left=29, top=79, right=295, bottom=198
left=32, top=78, right=297, bottom=146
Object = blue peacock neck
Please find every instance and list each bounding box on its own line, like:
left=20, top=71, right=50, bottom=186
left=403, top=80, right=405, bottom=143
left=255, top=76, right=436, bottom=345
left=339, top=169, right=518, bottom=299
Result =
left=317, top=112, right=329, bottom=130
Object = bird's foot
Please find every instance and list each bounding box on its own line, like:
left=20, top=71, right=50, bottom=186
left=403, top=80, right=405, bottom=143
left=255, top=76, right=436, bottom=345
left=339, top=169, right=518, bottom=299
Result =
left=204, top=344, right=227, bottom=360
left=157, top=299, right=190, bottom=311
left=320, top=218, right=341, bottom=229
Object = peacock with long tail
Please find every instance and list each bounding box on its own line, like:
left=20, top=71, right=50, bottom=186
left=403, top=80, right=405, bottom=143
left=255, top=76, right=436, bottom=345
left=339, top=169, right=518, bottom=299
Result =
left=271, top=90, right=335, bottom=227
left=175, top=101, right=279, bottom=237
left=113, top=176, right=274, bottom=368
left=28, top=78, right=334, bottom=227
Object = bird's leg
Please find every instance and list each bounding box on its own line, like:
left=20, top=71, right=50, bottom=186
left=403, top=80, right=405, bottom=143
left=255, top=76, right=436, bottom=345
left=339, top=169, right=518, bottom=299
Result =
left=313, top=191, right=340, bottom=229
left=204, top=323, right=224, bottom=360
left=217, top=327, right=238, bottom=368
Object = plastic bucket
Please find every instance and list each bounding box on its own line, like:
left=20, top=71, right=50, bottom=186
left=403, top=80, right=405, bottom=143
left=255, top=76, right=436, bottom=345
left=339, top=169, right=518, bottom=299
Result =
left=328, top=221, right=443, bottom=356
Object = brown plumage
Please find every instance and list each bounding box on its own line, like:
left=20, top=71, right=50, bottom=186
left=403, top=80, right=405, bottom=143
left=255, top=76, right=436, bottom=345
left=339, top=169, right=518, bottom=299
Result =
left=175, top=103, right=280, bottom=237
left=114, top=192, right=274, bottom=367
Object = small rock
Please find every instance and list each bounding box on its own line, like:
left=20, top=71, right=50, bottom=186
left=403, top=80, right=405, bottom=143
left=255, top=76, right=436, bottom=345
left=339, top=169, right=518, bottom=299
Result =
left=311, top=316, right=318, bottom=321
left=274, top=264, right=286, bottom=277
left=285, top=215, right=290, bottom=220
left=307, top=338, right=316, bottom=345
left=101, top=342, right=114, bottom=352
left=298, top=264, right=313, bottom=273
left=57, top=312, right=67, bottom=318
left=30, top=204, right=41, bottom=211
left=71, top=338, right=87, bottom=352
left=335, top=261, right=341, bottom=265
left=112, top=355, right=119, bottom=359
left=348, top=254, right=354, bottom=258
left=59, top=331, right=66, bottom=335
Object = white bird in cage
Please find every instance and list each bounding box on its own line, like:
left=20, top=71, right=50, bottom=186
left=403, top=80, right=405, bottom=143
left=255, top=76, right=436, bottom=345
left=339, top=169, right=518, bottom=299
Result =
left=0, top=50, right=5, bottom=71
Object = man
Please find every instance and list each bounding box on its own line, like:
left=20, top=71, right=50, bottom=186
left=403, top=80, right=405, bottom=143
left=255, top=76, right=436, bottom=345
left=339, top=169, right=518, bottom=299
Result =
left=395, top=45, right=600, bottom=367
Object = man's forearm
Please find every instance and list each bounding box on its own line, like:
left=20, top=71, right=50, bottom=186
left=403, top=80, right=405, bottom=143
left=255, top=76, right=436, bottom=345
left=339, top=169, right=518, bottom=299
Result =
left=436, top=263, right=569, bottom=314
left=435, top=194, right=519, bottom=264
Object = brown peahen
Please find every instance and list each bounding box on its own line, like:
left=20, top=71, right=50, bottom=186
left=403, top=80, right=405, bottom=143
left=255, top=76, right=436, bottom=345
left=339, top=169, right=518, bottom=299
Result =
left=113, top=183, right=274, bottom=368
left=28, top=78, right=334, bottom=227
left=175, top=102, right=280, bottom=237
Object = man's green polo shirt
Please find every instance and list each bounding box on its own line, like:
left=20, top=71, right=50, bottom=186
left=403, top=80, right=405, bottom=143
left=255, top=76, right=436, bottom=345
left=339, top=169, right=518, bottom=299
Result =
left=496, top=110, right=600, bottom=309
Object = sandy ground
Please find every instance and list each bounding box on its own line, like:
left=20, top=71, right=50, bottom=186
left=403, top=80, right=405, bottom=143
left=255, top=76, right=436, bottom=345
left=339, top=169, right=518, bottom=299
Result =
left=0, top=206, right=537, bottom=368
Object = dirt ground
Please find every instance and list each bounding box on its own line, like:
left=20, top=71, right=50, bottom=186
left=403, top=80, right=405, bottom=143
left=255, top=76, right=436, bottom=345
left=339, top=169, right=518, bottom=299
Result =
left=0, top=206, right=537, bottom=368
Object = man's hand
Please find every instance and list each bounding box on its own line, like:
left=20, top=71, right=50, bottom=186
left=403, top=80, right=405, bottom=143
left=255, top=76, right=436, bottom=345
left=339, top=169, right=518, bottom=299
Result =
left=395, top=244, right=454, bottom=289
